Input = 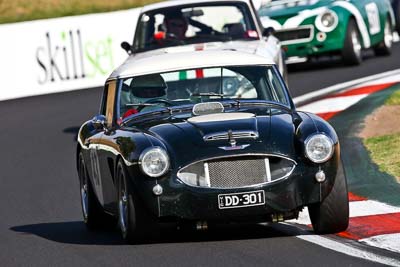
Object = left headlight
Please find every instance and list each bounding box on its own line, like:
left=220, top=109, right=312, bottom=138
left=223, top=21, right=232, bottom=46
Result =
left=139, top=147, right=170, bottom=177
left=305, top=134, right=334, bottom=163
left=315, top=10, right=338, bottom=32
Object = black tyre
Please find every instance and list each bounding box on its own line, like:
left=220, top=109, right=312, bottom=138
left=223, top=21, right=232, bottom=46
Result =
left=78, top=152, right=115, bottom=229
left=374, top=17, right=393, bottom=56
left=342, top=19, right=362, bottom=65
left=395, top=1, right=400, bottom=34
left=116, top=160, right=158, bottom=244
left=308, top=161, right=349, bottom=234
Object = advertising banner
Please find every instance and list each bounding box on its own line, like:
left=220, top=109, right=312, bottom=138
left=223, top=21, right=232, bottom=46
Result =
left=0, top=8, right=140, bottom=101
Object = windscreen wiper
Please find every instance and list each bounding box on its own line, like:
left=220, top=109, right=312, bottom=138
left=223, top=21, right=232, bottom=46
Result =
left=229, top=100, right=292, bottom=112
left=121, top=104, right=193, bottom=126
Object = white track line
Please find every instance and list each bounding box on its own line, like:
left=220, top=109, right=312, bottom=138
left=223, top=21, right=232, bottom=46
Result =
left=290, top=200, right=400, bottom=226
left=349, top=200, right=400, bottom=217
left=297, top=94, right=368, bottom=113
left=297, top=72, right=400, bottom=113
left=293, top=69, right=400, bottom=105
left=356, top=73, right=400, bottom=87
left=361, top=234, right=400, bottom=254
left=296, top=234, right=400, bottom=267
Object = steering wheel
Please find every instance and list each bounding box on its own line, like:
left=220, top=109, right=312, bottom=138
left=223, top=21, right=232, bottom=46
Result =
left=137, top=99, right=174, bottom=112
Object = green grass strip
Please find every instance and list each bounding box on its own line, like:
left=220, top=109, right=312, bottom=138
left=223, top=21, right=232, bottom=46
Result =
left=0, top=0, right=161, bottom=24
left=364, top=133, right=400, bottom=181
left=385, top=89, right=400, bottom=105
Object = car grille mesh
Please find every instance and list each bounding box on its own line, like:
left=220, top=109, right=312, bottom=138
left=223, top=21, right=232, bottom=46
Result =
left=177, top=156, right=296, bottom=189
left=208, top=158, right=267, bottom=188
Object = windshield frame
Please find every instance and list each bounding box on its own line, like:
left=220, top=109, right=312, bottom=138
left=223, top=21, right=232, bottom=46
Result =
left=115, top=64, right=294, bottom=122
left=132, top=1, right=261, bottom=53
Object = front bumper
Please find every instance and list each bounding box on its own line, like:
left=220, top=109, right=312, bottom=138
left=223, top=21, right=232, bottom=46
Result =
left=154, top=156, right=338, bottom=222
left=279, top=25, right=346, bottom=58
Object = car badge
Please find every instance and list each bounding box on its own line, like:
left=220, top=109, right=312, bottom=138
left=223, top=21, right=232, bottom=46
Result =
left=228, top=130, right=236, bottom=147
left=218, top=144, right=250, bottom=151
left=218, top=130, right=250, bottom=150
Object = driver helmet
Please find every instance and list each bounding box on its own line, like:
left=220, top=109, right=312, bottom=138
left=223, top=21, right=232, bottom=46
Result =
left=130, top=73, right=167, bottom=104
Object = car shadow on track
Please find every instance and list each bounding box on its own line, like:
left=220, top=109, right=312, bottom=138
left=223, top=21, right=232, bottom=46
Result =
left=10, top=221, right=313, bottom=246
left=287, top=50, right=377, bottom=73
left=10, top=221, right=124, bottom=245
left=63, top=126, right=80, bottom=141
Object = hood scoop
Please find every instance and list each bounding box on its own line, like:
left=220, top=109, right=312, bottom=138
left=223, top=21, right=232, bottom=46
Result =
left=192, top=102, right=224, bottom=116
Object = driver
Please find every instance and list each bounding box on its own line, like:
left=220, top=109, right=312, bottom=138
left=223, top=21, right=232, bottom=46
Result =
left=163, top=10, right=188, bottom=40
left=121, top=74, right=167, bottom=119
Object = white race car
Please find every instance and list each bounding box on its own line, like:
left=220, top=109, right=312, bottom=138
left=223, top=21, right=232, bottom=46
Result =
left=121, top=0, right=288, bottom=83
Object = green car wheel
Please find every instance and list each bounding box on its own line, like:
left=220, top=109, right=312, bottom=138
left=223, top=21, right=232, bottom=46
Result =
left=342, top=20, right=362, bottom=65
left=374, top=18, right=393, bottom=56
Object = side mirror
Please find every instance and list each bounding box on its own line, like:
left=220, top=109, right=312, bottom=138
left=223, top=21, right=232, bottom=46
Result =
left=92, top=115, right=106, bottom=130
left=121, top=41, right=132, bottom=55
left=263, top=27, right=276, bottom=37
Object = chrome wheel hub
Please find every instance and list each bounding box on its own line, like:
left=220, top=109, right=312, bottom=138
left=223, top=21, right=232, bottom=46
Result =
left=80, top=178, right=88, bottom=220
left=119, top=188, right=128, bottom=234
left=384, top=21, right=393, bottom=48
left=351, top=30, right=361, bottom=58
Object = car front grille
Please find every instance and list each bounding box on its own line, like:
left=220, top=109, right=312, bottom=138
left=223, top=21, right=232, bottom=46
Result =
left=207, top=158, right=268, bottom=188
left=177, top=155, right=296, bottom=189
left=275, top=26, right=313, bottom=44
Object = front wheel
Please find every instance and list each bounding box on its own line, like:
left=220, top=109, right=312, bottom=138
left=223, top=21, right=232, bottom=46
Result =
left=342, top=19, right=362, bottom=65
left=308, top=161, right=349, bottom=234
left=374, top=18, right=393, bottom=56
left=116, top=160, right=158, bottom=243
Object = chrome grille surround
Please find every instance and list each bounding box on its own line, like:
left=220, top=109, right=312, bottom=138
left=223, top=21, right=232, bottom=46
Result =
left=203, top=130, right=259, bottom=142
left=177, top=154, right=296, bottom=189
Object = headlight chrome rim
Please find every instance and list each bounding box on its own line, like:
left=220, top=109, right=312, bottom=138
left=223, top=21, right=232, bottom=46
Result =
left=315, top=10, right=339, bottom=33
left=304, top=134, right=334, bottom=164
left=139, top=147, right=170, bottom=177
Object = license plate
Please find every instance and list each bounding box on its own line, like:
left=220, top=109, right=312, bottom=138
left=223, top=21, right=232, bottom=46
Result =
left=218, top=190, right=265, bottom=209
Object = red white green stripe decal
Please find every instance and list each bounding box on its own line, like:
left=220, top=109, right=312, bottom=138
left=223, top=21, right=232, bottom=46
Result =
left=178, top=69, right=205, bottom=80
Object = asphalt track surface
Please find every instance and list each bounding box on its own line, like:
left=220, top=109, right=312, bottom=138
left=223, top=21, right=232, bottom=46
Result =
left=1, top=44, right=400, bottom=266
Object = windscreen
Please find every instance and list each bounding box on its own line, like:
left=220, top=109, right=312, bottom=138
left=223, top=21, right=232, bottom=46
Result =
left=133, top=3, right=258, bottom=52
left=118, top=65, right=289, bottom=119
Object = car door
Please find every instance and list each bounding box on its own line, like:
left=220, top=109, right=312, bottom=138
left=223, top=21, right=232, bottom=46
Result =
left=96, top=79, right=119, bottom=213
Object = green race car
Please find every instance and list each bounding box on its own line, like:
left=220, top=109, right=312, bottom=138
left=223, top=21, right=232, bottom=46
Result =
left=258, top=0, right=396, bottom=65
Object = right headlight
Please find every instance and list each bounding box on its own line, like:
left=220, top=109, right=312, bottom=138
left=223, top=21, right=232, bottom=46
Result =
left=304, top=134, right=334, bottom=163
left=139, top=147, right=170, bottom=177
left=315, top=10, right=339, bottom=33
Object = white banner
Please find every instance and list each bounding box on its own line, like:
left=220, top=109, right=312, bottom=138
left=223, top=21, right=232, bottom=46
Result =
left=0, top=8, right=141, bottom=101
